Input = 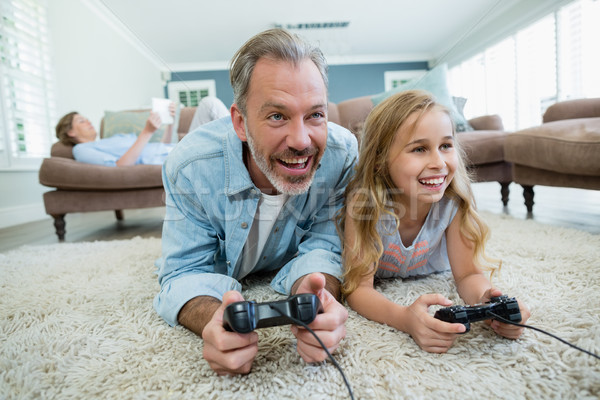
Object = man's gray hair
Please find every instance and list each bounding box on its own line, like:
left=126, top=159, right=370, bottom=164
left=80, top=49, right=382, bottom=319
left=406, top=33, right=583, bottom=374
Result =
left=229, top=28, right=329, bottom=116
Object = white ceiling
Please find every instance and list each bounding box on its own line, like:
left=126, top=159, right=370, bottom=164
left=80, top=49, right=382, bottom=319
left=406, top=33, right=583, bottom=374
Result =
left=94, top=0, right=555, bottom=71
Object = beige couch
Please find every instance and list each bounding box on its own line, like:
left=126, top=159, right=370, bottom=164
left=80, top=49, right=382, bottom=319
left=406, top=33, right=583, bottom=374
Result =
left=505, top=98, right=600, bottom=212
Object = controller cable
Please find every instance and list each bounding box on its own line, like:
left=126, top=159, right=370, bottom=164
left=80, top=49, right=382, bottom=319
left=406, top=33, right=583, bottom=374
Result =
left=270, top=305, right=355, bottom=400
left=487, top=312, right=600, bottom=360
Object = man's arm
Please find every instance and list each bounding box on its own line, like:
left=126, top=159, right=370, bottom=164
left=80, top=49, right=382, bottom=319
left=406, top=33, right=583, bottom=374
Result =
left=292, top=272, right=340, bottom=300
left=156, top=155, right=259, bottom=375
left=177, top=295, right=222, bottom=336
left=155, top=155, right=241, bottom=327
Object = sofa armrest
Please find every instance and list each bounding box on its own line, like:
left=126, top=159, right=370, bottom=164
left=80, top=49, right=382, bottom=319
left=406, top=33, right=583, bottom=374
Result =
left=39, top=157, right=163, bottom=190
left=51, top=142, right=75, bottom=159
left=543, top=98, right=600, bottom=123
left=178, top=106, right=196, bottom=136
left=336, top=95, right=374, bottom=134
left=468, top=114, right=504, bottom=131
left=327, top=102, right=340, bottom=126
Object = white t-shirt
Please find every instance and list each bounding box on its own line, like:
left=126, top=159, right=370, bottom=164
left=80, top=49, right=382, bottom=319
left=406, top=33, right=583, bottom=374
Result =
left=238, top=192, right=289, bottom=279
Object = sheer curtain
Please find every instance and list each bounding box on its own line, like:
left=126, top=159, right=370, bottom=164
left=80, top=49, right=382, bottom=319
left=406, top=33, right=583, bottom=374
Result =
left=448, top=0, right=600, bottom=131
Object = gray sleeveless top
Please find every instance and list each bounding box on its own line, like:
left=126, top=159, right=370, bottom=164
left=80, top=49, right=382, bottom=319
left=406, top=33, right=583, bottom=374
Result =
left=375, top=196, right=459, bottom=279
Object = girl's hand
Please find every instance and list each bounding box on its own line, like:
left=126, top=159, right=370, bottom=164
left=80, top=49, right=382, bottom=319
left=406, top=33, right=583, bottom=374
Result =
left=404, top=294, right=466, bottom=353
left=480, top=288, right=531, bottom=339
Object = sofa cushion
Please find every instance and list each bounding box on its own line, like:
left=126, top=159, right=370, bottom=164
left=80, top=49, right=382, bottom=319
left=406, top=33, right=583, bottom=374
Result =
left=505, top=118, right=600, bottom=176
left=371, top=63, right=473, bottom=132
left=39, top=157, right=163, bottom=190
left=456, top=130, right=507, bottom=165
left=336, top=95, right=374, bottom=135
left=468, top=115, right=504, bottom=131
left=178, top=107, right=196, bottom=135
left=327, top=102, right=340, bottom=126
left=101, top=110, right=166, bottom=142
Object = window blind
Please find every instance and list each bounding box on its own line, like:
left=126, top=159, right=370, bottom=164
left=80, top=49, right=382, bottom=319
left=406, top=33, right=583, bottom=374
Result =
left=0, top=0, right=56, bottom=168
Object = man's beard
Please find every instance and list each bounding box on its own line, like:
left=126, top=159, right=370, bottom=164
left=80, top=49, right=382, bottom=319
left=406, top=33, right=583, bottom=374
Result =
left=245, top=123, right=322, bottom=196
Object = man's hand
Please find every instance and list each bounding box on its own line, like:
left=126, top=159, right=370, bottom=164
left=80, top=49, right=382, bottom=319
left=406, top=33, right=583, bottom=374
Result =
left=201, top=291, right=259, bottom=375
left=291, top=273, right=348, bottom=363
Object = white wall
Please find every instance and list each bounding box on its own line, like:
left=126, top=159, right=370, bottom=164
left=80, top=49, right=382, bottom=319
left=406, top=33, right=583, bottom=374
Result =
left=0, top=0, right=165, bottom=229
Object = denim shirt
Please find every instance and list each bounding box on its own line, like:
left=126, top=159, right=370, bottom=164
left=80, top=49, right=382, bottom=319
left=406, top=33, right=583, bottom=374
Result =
left=153, top=116, right=358, bottom=326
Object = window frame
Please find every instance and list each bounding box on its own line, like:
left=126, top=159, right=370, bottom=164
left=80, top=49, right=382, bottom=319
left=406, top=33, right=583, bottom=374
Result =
left=0, top=0, right=56, bottom=171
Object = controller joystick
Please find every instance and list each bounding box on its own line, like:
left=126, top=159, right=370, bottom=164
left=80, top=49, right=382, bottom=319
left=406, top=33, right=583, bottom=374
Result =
left=223, top=293, right=323, bottom=333
left=434, top=295, right=521, bottom=333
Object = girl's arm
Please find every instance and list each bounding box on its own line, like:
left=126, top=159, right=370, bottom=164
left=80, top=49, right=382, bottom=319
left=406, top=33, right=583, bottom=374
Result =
left=446, top=208, right=530, bottom=338
left=446, top=208, right=493, bottom=305
left=346, top=275, right=407, bottom=330
left=342, top=202, right=408, bottom=329
left=343, top=204, right=462, bottom=352
left=346, top=273, right=464, bottom=353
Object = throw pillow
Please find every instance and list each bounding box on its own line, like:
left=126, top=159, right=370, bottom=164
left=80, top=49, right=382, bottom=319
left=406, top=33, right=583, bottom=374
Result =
left=372, top=63, right=473, bottom=132
left=101, top=110, right=165, bottom=142
left=452, top=96, right=468, bottom=116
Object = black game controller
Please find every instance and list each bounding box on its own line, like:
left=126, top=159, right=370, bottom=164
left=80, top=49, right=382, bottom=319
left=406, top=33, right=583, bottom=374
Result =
left=223, top=293, right=324, bottom=334
left=434, top=295, right=522, bottom=333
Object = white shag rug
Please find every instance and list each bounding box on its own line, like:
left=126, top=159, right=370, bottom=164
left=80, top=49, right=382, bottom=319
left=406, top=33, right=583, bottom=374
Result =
left=1, top=211, right=599, bottom=400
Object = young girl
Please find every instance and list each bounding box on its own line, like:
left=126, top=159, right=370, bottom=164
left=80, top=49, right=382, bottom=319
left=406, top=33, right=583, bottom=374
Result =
left=339, top=90, right=530, bottom=353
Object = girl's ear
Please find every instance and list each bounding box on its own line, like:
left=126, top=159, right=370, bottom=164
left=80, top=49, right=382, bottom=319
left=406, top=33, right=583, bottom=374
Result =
left=231, top=104, right=247, bottom=142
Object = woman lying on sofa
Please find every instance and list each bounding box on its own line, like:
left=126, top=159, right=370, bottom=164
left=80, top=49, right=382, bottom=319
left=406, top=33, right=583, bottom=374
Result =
left=54, top=103, right=176, bottom=167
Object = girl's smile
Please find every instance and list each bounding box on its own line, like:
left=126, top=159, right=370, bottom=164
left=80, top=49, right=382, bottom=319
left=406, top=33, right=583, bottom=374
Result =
left=387, top=109, right=458, bottom=213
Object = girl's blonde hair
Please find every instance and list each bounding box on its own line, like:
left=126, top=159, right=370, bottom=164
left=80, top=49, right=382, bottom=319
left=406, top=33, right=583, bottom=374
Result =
left=337, top=90, right=498, bottom=296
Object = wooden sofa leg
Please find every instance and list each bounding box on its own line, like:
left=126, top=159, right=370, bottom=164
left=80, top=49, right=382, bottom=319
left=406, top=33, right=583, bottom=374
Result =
left=51, top=214, right=66, bottom=241
left=115, top=210, right=124, bottom=220
left=500, top=182, right=510, bottom=207
left=522, top=185, right=535, bottom=214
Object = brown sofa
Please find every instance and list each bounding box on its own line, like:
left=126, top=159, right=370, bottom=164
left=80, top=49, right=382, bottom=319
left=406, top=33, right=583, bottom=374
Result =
left=38, top=107, right=197, bottom=240
left=328, top=95, right=513, bottom=205
left=505, top=98, right=600, bottom=212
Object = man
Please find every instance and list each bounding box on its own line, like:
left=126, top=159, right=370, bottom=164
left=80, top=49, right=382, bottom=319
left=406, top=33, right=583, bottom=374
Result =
left=154, top=28, right=358, bottom=375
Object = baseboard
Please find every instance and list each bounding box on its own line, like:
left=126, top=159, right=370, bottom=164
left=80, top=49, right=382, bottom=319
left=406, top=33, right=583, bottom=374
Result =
left=0, top=203, right=48, bottom=229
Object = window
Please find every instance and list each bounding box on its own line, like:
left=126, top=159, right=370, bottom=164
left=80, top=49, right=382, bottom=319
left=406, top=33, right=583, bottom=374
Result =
left=167, top=80, right=216, bottom=107
left=383, top=70, right=426, bottom=92
left=448, top=0, right=600, bottom=131
left=0, top=0, right=56, bottom=169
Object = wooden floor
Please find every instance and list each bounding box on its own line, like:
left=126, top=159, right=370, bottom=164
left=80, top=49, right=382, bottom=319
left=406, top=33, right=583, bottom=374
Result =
left=0, top=182, right=598, bottom=253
